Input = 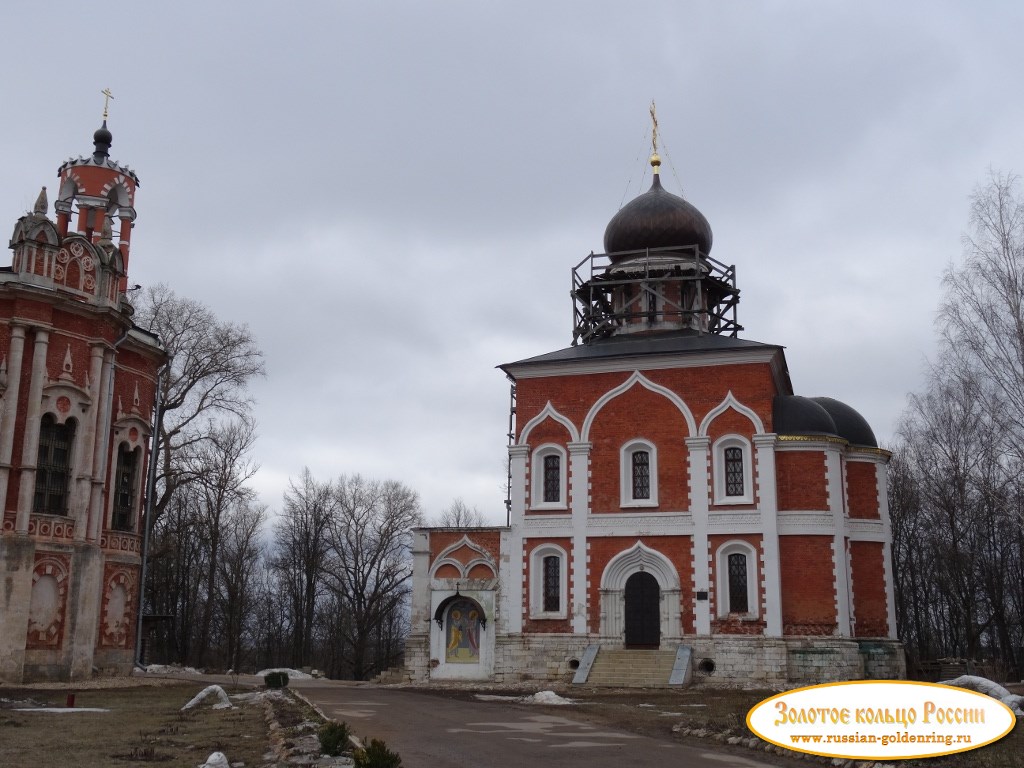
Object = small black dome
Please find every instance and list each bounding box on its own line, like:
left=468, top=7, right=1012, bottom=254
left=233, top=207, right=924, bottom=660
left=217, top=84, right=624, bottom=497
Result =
left=811, top=397, right=878, bottom=447
left=93, top=121, right=112, bottom=160
left=603, top=172, right=713, bottom=259
left=773, top=396, right=838, bottom=437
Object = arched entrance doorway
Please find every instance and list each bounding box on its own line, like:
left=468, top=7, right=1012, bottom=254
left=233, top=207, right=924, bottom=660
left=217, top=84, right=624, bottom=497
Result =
left=624, top=571, right=660, bottom=648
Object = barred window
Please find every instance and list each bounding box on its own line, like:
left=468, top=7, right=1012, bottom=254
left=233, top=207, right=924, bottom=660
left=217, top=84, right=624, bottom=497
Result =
left=632, top=450, right=650, bottom=499
left=543, top=555, right=560, bottom=613
left=112, top=446, right=138, bottom=532
left=728, top=552, right=749, bottom=613
left=34, top=415, right=75, bottom=515
left=543, top=454, right=561, bottom=503
left=724, top=446, right=744, bottom=497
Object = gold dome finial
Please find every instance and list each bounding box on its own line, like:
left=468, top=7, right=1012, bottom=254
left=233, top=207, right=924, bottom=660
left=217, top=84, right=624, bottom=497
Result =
left=649, top=99, right=661, bottom=173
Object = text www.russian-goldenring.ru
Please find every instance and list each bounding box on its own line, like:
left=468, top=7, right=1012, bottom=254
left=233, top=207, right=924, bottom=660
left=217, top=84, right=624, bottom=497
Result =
left=789, top=732, right=972, bottom=748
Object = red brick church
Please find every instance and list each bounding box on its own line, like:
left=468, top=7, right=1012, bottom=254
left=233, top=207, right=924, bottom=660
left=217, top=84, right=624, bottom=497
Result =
left=408, top=138, right=903, bottom=686
left=0, top=117, right=164, bottom=682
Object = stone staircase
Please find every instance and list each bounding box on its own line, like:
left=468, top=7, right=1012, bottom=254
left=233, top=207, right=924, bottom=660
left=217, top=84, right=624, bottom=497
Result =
left=582, top=648, right=680, bottom=688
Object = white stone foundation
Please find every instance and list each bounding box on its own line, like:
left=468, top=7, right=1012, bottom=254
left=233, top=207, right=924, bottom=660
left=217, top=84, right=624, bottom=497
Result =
left=404, top=632, right=905, bottom=687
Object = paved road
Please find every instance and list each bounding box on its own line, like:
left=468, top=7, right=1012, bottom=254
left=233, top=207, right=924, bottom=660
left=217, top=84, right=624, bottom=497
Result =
left=292, top=680, right=801, bottom=768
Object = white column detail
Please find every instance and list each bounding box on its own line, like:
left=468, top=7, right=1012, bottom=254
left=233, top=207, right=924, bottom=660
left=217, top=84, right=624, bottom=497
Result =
left=15, top=328, right=49, bottom=532
left=568, top=440, right=591, bottom=634
left=77, top=343, right=106, bottom=541
left=506, top=444, right=529, bottom=634
left=825, top=447, right=851, bottom=637
left=686, top=436, right=711, bottom=635
left=875, top=458, right=898, bottom=639
left=753, top=434, right=782, bottom=636
left=88, top=349, right=113, bottom=542
left=0, top=324, right=26, bottom=516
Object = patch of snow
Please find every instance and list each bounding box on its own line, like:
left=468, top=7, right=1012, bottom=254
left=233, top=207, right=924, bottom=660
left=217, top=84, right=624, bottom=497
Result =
left=940, top=675, right=1024, bottom=717
left=182, top=685, right=234, bottom=711
left=14, top=707, right=109, bottom=713
left=144, top=664, right=202, bottom=675
left=198, top=752, right=229, bottom=768
left=528, top=690, right=574, bottom=705
left=256, top=667, right=312, bottom=679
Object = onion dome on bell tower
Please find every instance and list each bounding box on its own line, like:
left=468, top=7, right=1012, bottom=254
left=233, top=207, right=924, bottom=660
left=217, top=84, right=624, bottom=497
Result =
left=571, top=103, right=741, bottom=345
left=603, top=153, right=713, bottom=259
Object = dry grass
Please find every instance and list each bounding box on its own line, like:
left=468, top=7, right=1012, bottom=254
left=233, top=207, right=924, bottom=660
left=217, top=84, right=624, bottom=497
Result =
left=0, top=682, right=274, bottom=768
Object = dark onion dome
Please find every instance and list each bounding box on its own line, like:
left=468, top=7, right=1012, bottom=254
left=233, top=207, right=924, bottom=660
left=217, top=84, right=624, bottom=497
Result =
left=811, top=397, right=878, bottom=448
left=773, top=395, right=838, bottom=438
left=93, top=120, right=113, bottom=161
left=603, top=155, right=713, bottom=259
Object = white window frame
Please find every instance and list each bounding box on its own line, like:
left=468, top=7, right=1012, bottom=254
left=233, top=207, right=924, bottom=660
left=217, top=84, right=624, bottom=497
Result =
left=715, top=540, right=759, bottom=619
left=712, top=434, right=754, bottom=505
left=530, top=444, right=567, bottom=510
left=619, top=439, right=658, bottom=507
left=529, top=543, right=568, bottom=619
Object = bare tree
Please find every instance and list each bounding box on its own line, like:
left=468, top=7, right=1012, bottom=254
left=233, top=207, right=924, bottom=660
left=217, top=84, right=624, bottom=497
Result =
left=188, top=417, right=260, bottom=668
left=217, top=500, right=267, bottom=673
left=273, top=468, right=335, bottom=667
left=134, top=284, right=265, bottom=522
left=433, top=497, right=486, bottom=527
left=323, top=475, right=422, bottom=680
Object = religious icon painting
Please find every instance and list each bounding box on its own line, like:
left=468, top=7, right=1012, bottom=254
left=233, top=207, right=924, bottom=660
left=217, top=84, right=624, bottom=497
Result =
left=445, top=598, right=481, bottom=663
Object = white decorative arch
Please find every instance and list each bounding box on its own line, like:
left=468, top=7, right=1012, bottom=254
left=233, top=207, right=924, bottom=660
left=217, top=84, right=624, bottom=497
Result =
left=600, top=540, right=680, bottom=590
left=698, top=390, right=765, bottom=437
left=518, top=401, right=579, bottom=445
left=599, top=541, right=682, bottom=643
left=429, top=535, right=498, bottom=580
left=582, top=371, right=696, bottom=441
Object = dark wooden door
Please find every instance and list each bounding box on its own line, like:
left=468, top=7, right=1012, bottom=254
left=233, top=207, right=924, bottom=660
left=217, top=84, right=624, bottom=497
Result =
left=624, top=571, right=660, bottom=648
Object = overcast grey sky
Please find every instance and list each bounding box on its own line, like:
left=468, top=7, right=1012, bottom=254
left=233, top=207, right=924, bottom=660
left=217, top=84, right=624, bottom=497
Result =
left=3, top=1, right=1022, bottom=523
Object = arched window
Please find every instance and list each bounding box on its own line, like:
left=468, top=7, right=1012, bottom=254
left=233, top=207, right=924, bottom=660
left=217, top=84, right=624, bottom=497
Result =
left=716, top=540, right=759, bottom=618
left=529, top=544, right=568, bottom=619
left=531, top=444, right=567, bottom=510
left=620, top=439, right=658, bottom=507
left=543, top=555, right=560, bottom=612
left=712, top=435, right=754, bottom=505
left=112, top=445, right=139, bottom=532
left=34, top=415, right=76, bottom=515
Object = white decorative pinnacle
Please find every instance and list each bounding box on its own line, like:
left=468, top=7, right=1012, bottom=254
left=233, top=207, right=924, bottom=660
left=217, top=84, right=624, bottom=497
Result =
left=133, top=382, right=140, bottom=409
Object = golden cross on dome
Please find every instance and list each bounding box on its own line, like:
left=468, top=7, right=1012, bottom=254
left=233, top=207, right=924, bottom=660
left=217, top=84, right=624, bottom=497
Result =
left=650, top=100, right=659, bottom=155
left=101, top=88, right=114, bottom=120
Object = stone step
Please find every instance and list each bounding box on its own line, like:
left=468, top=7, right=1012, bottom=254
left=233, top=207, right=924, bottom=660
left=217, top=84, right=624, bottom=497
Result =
left=583, top=648, right=679, bottom=688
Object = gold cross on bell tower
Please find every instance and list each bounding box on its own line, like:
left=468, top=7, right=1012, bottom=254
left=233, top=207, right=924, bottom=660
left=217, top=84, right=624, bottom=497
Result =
left=101, top=88, right=114, bottom=120
left=649, top=100, right=661, bottom=173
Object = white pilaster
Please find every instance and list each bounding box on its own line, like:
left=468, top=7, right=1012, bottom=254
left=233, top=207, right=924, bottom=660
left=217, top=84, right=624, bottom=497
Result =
left=506, top=444, right=529, bottom=634
left=567, top=440, right=591, bottom=634
left=825, top=447, right=851, bottom=636
left=874, top=458, right=898, bottom=639
left=686, top=436, right=711, bottom=634
left=16, top=328, right=49, bottom=532
left=754, top=433, right=782, bottom=636
left=0, top=325, right=26, bottom=515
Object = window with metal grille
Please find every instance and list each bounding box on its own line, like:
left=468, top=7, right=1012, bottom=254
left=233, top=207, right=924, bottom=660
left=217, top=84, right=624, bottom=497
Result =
left=728, top=552, right=749, bottom=613
left=543, top=454, right=560, bottom=503
left=34, top=415, right=75, bottom=515
left=543, top=555, right=560, bottom=612
left=112, top=446, right=137, bottom=531
left=632, top=450, right=650, bottom=499
left=724, top=446, right=744, bottom=496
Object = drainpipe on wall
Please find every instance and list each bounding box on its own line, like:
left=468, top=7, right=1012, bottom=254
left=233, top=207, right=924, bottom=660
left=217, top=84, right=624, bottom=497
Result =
left=134, top=362, right=166, bottom=668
